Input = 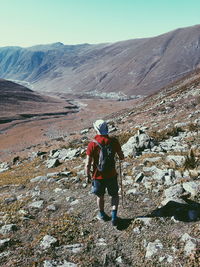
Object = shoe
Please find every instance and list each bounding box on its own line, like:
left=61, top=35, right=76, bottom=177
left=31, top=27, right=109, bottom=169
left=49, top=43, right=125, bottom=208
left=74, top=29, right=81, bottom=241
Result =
left=112, top=217, right=118, bottom=226
left=97, top=212, right=110, bottom=222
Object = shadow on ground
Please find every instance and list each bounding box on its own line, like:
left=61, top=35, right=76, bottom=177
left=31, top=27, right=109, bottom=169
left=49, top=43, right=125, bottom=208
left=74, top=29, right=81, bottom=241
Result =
left=146, top=199, right=200, bottom=222
left=117, top=218, right=134, bottom=230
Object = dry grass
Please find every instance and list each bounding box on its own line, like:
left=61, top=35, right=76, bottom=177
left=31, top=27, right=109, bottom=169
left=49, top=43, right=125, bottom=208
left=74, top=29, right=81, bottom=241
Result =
left=149, top=126, right=184, bottom=142
left=0, top=158, right=47, bottom=187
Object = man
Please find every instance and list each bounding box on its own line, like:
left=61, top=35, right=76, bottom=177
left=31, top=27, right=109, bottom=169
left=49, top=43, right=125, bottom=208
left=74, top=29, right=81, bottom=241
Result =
left=85, top=119, right=124, bottom=226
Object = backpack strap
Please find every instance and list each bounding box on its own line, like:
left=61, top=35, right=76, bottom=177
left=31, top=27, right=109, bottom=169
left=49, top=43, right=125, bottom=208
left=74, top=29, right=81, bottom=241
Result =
left=93, top=139, right=103, bottom=149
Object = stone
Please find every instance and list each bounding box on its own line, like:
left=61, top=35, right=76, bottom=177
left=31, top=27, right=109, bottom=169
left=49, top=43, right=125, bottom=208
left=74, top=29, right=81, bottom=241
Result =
left=52, top=148, right=80, bottom=161
left=59, top=171, right=72, bottom=177
left=63, top=243, right=83, bottom=253
left=164, top=184, right=184, bottom=199
left=28, top=200, right=44, bottom=209
left=80, top=129, right=89, bottom=134
left=0, top=162, right=9, bottom=173
left=96, top=238, right=107, bottom=246
left=180, top=233, right=197, bottom=256
left=166, top=155, right=186, bottom=167
left=30, top=176, right=48, bottom=183
left=182, top=181, right=200, bottom=196
left=0, top=239, right=11, bottom=251
left=66, top=196, right=76, bottom=203
left=43, top=260, right=77, bottom=267
left=143, top=157, right=162, bottom=164
left=70, top=200, right=79, bottom=206
left=116, top=256, right=123, bottom=263
left=46, top=159, right=61, bottom=168
left=135, top=217, right=152, bottom=226
left=54, top=188, right=63, bottom=193
left=145, top=239, right=163, bottom=258
left=0, top=224, right=17, bottom=235
left=46, top=204, right=57, bottom=211
left=122, top=130, right=155, bottom=157
left=40, top=235, right=58, bottom=250
left=135, top=172, right=144, bottom=183
left=4, top=196, right=17, bottom=204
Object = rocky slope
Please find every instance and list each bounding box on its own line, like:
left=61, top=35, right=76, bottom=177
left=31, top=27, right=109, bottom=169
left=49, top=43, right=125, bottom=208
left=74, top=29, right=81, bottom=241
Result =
left=0, top=25, right=200, bottom=97
left=0, top=71, right=200, bottom=266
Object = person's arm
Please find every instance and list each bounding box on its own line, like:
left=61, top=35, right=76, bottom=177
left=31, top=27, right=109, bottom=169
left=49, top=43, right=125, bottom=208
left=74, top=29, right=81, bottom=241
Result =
left=85, top=155, right=93, bottom=183
left=114, top=138, right=124, bottom=160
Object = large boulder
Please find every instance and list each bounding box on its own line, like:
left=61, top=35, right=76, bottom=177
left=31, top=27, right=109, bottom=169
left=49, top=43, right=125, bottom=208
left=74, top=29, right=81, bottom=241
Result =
left=122, top=130, right=155, bottom=157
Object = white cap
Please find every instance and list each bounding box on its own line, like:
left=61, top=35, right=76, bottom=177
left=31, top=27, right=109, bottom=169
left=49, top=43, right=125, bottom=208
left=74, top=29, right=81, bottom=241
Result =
left=93, top=119, right=108, bottom=135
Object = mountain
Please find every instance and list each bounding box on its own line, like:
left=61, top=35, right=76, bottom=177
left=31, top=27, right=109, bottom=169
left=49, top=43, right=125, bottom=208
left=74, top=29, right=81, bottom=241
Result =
left=0, top=25, right=200, bottom=96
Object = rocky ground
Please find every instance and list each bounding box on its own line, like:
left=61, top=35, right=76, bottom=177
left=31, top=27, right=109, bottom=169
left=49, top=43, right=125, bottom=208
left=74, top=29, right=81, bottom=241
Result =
left=0, top=72, right=200, bottom=266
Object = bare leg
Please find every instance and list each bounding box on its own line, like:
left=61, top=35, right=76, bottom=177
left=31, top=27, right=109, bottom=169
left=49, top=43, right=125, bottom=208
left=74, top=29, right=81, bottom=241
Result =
left=111, top=195, right=119, bottom=210
left=97, top=195, right=104, bottom=211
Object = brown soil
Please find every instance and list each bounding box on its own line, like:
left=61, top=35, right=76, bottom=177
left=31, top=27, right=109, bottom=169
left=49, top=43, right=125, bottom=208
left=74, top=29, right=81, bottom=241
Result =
left=0, top=98, right=138, bottom=161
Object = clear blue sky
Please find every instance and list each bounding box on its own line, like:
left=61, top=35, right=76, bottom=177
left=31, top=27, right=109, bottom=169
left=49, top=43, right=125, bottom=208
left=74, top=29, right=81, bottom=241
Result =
left=0, top=0, right=200, bottom=47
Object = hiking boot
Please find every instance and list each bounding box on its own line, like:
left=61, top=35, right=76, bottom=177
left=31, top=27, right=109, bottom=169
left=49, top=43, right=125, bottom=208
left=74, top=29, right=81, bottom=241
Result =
left=112, top=217, right=118, bottom=226
left=97, top=212, right=110, bottom=222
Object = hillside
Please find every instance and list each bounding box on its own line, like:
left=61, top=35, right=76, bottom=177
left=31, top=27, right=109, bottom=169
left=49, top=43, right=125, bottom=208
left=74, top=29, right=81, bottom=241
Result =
left=0, top=25, right=200, bottom=97
left=0, top=68, right=199, bottom=266
left=0, top=79, right=79, bottom=127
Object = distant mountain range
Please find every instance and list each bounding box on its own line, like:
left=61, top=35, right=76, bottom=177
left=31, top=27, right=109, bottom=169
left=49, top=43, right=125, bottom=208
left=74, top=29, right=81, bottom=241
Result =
left=0, top=25, right=200, bottom=96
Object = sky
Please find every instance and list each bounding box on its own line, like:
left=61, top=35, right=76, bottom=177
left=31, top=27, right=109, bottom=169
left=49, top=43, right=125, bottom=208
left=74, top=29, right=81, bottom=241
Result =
left=0, top=0, right=200, bottom=47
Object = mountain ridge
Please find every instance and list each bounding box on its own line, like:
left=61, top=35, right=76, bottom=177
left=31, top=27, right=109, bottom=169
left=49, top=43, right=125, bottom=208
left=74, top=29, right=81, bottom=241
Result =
left=0, top=24, right=200, bottom=96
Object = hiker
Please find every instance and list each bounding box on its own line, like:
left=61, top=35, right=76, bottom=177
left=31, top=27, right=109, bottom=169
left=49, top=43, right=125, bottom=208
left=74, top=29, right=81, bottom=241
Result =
left=85, top=119, right=124, bottom=226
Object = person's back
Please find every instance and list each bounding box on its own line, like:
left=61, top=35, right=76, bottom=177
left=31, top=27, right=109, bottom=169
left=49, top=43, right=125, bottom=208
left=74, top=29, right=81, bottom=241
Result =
left=85, top=119, right=124, bottom=226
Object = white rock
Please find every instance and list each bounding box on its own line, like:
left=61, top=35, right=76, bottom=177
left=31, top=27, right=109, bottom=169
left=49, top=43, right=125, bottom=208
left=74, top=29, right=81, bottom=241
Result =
left=164, top=184, right=184, bottom=199
left=0, top=162, right=10, bottom=173
left=143, top=157, right=162, bottom=164
left=70, top=200, right=79, bottom=206
left=30, top=176, right=48, bottom=183
left=28, top=200, right=44, bottom=209
left=66, top=196, right=76, bottom=202
left=96, top=238, right=107, bottom=246
left=180, top=233, right=199, bottom=255
left=40, top=235, right=58, bottom=250
left=136, top=217, right=152, bottom=226
left=43, top=260, right=77, bottom=267
left=145, top=239, right=163, bottom=258
left=46, top=205, right=57, bottom=211
left=0, top=224, right=17, bottom=235
left=133, top=227, right=141, bottom=234
left=54, top=188, right=63, bottom=193
left=166, top=155, right=186, bottom=167
left=116, top=256, right=123, bottom=263
left=182, top=181, right=200, bottom=196
left=46, top=159, right=60, bottom=168
left=63, top=243, right=83, bottom=253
